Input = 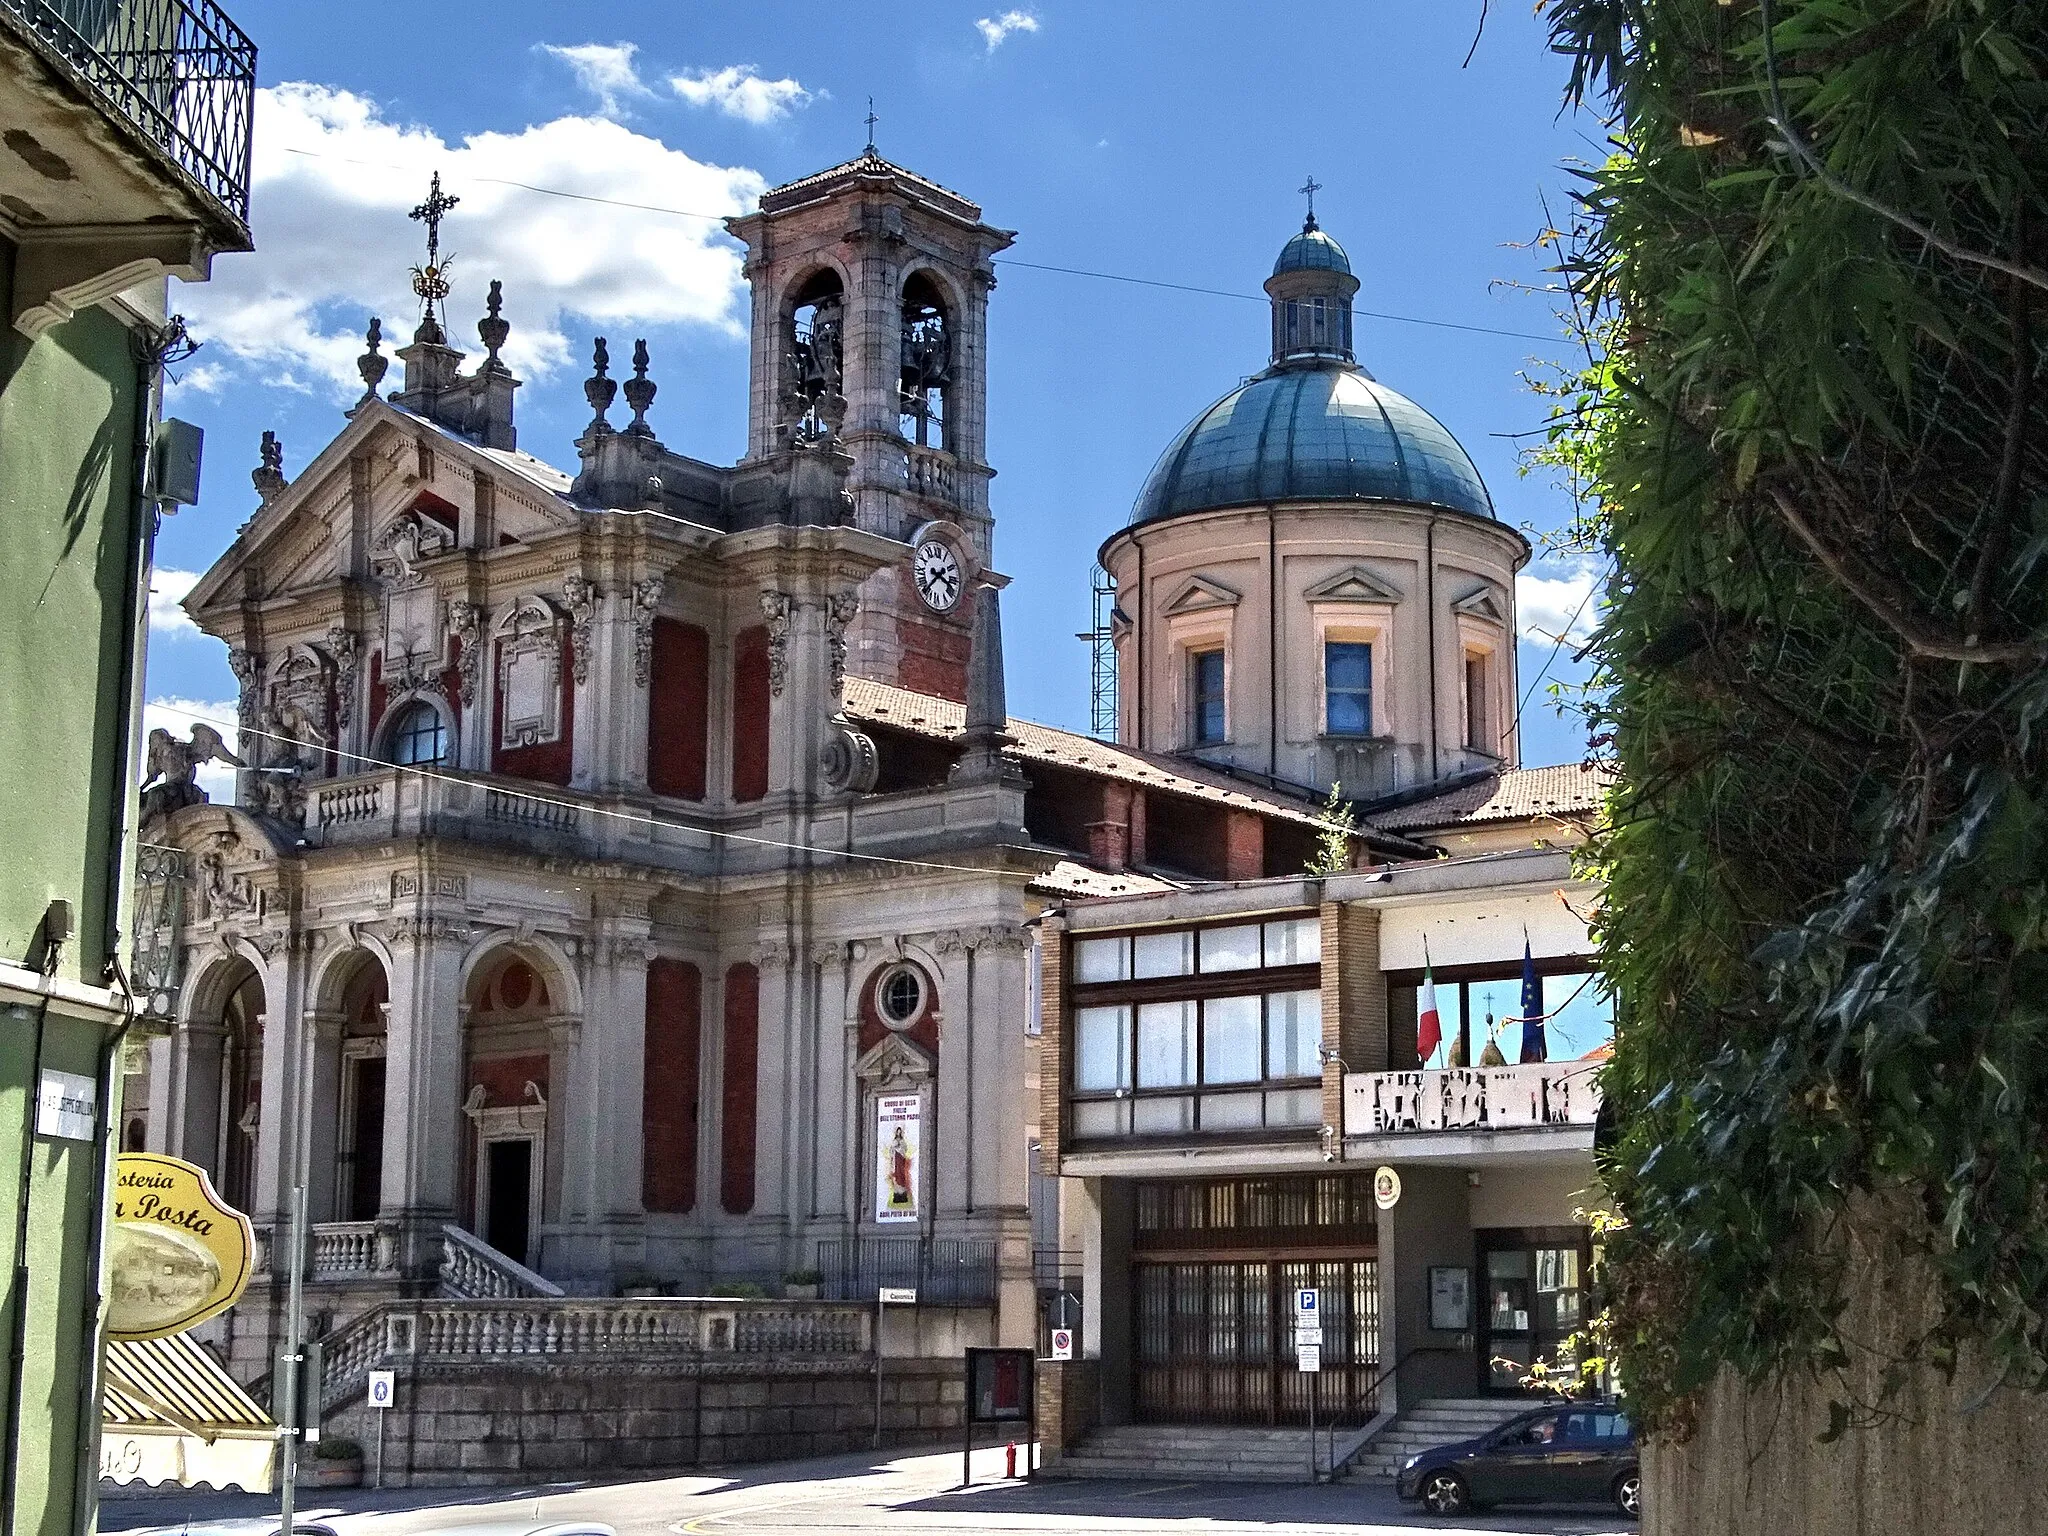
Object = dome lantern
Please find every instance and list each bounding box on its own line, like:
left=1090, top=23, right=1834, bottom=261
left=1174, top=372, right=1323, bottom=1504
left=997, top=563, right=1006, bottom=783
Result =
left=1266, top=186, right=1359, bottom=367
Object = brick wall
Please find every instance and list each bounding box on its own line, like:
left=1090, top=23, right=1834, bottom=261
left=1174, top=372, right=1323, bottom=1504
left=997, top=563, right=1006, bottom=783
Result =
left=1033, top=1357, right=1100, bottom=1469
left=1320, top=900, right=1386, bottom=1133
left=1036, top=926, right=1065, bottom=1174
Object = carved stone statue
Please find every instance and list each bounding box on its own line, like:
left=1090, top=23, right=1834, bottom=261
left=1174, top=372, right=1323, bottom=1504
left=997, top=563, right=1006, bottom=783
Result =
left=140, top=724, right=244, bottom=822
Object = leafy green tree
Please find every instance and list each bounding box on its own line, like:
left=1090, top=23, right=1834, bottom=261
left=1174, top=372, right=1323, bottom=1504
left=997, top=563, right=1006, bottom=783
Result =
left=1542, top=0, right=2048, bottom=1432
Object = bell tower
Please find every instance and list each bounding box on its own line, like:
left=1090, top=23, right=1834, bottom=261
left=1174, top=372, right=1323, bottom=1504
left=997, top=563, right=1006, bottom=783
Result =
left=726, top=148, right=1015, bottom=700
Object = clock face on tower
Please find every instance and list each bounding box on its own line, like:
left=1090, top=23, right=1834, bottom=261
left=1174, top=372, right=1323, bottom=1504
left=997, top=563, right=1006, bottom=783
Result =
left=912, top=539, right=964, bottom=613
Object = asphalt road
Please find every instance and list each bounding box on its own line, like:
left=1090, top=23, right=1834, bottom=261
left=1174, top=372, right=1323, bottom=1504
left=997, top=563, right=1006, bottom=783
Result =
left=101, top=1445, right=1638, bottom=1536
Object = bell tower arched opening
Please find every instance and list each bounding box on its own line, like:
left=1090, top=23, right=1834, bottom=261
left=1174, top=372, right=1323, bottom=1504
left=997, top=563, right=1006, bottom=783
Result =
left=899, top=273, right=952, bottom=450
left=786, top=267, right=846, bottom=437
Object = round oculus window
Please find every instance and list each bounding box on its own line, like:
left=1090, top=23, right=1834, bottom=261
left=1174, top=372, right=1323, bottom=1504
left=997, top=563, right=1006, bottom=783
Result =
left=877, top=965, right=925, bottom=1029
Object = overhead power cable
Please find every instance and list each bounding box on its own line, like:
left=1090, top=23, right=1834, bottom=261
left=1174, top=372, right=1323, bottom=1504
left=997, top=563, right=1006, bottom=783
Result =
left=277, top=145, right=1564, bottom=346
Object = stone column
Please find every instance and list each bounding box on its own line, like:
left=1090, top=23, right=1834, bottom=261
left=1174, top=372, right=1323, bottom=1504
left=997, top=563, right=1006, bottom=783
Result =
left=810, top=943, right=853, bottom=1221
left=930, top=930, right=974, bottom=1223
left=752, top=940, right=796, bottom=1223
left=248, top=948, right=301, bottom=1227
left=551, top=922, right=649, bottom=1288
left=155, top=1021, right=225, bottom=1173
left=301, top=1009, right=346, bottom=1224
left=379, top=919, right=469, bottom=1277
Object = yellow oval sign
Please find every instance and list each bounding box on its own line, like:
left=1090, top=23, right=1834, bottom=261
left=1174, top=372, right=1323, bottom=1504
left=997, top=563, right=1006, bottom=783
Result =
left=107, top=1153, right=254, bottom=1341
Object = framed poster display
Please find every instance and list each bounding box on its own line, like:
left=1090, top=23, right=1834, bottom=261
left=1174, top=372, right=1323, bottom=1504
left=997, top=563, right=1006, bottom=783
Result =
left=1428, top=1265, right=1472, bottom=1332
left=874, top=1093, right=922, bottom=1223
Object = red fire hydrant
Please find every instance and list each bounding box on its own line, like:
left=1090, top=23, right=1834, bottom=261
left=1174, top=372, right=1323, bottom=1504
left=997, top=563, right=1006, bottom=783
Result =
left=1005, top=1441, right=1018, bottom=1479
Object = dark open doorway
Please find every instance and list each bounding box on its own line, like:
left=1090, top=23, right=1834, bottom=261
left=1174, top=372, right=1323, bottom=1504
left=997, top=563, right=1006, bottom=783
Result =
left=485, top=1138, right=533, bottom=1265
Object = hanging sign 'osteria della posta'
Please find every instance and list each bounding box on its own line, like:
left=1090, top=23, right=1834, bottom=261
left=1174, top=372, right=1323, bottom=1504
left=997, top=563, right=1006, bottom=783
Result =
left=107, top=1153, right=254, bottom=1340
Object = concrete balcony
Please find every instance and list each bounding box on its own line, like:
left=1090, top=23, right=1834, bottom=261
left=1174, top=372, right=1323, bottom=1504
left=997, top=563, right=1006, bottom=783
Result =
left=1342, top=1063, right=1602, bottom=1162
left=0, top=0, right=255, bottom=335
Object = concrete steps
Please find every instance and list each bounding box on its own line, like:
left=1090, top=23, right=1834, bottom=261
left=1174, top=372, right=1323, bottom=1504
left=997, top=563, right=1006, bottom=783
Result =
left=1348, top=1398, right=1532, bottom=1482
left=1053, top=1424, right=1326, bottom=1483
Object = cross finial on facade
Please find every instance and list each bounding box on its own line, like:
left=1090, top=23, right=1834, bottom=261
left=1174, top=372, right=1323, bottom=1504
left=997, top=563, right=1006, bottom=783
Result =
left=864, top=98, right=879, bottom=155
left=1299, top=175, right=1323, bottom=231
left=408, top=171, right=461, bottom=341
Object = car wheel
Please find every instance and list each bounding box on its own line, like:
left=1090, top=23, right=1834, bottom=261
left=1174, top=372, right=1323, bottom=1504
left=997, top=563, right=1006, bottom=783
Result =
left=1420, top=1470, right=1471, bottom=1516
left=1613, top=1468, right=1643, bottom=1519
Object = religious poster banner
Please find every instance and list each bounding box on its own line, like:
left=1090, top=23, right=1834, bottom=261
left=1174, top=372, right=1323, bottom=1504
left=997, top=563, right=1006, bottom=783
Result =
left=875, top=1092, right=922, bottom=1224
left=107, top=1153, right=255, bottom=1341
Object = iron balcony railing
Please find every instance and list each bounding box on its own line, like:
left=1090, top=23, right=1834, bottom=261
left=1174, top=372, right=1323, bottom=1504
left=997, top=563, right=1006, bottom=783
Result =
left=817, top=1237, right=997, bottom=1305
left=1, top=0, right=256, bottom=224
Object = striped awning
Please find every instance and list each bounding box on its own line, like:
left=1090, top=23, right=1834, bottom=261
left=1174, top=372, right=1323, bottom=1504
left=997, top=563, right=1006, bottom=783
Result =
left=100, top=1334, right=276, bottom=1493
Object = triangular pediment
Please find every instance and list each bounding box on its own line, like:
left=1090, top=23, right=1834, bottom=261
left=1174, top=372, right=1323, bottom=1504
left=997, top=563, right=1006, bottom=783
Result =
left=1452, top=585, right=1509, bottom=625
left=184, top=401, right=582, bottom=619
left=1304, top=565, right=1404, bottom=604
left=855, top=1030, right=935, bottom=1086
left=1162, top=574, right=1242, bottom=615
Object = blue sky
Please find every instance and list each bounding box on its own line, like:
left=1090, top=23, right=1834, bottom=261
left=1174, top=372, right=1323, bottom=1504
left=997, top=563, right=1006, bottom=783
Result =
left=147, top=0, right=1602, bottom=777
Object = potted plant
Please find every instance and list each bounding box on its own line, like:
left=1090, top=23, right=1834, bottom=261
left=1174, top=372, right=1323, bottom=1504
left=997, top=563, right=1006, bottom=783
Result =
left=304, top=1435, right=363, bottom=1488
left=783, top=1267, right=824, bottom=1301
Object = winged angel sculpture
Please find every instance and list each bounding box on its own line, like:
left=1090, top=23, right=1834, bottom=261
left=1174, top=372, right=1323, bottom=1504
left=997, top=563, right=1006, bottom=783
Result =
left=140, top=723, right=245, bottom=821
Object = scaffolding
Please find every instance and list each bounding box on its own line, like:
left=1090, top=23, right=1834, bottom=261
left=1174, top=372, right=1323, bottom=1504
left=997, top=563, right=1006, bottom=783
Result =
left=1081, top=563, right=1119, bottom=741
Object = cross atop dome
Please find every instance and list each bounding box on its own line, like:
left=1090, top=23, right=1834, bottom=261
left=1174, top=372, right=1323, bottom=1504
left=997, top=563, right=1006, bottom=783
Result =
left=1298, top=174, right=1322, bottom=231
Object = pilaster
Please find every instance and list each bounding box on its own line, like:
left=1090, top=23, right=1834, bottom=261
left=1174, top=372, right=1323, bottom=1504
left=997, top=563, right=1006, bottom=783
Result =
left=380, top=918, right=469, bottom=1275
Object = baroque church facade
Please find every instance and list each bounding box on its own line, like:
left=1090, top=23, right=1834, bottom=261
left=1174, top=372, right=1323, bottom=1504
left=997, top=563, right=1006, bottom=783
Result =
left=136, top=149, right=1589, bottom=1376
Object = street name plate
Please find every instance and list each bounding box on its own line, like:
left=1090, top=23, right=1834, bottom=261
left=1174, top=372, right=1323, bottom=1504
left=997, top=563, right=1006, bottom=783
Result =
left=878, top=1287, right=918, bottom=1304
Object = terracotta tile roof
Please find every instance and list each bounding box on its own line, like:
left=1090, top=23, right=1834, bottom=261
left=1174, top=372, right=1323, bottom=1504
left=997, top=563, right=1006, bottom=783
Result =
left=757, top=152, right=982, bottom=220
left=841, top=677, right=1337, bottom=831
left=1370, top=763, right=1612, bottom=831
left=1027, top=860, right=1184, bottom=899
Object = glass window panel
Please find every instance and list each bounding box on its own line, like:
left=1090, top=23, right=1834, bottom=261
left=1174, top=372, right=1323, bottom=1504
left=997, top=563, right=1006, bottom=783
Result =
left=1199, top=1092, right=1263, bottom=1130
left=1192, top=649, right=1227, bottom=744
left=1545, top=971, right=1614, bottom=1060
left=1265, top=989, right=1323, bottom=1079
left=1132, top=1095, right=1194, bottom=1135
left=1073, top=936, right=1130, bottom=984
left=1133, top=930, right=1194, bottom=979
left=1201, top=994, right=1261, bottom=1083
left=1137, top=1000, right=1197, bottom=1087
left=1324, top=642, right=1372, bottom=737
left=1074, top=1005, right=1131, bottom=1091
left=1199, top=924, right=1261, bottom=972
left=1072, top=1100, right=1129, bottom=1138
left=1264, top=1087, right=1322, bottom=1126
left=1468, top=976, right=1522, bottom=1062
left=1262, top=917, right=1321, bottom=966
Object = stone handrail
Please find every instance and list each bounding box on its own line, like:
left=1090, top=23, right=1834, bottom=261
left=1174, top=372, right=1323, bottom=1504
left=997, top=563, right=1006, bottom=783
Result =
left=252, top=1219, right=396, bottom=1279
left=439, top=1222, right=566, bottom=1299
left=484, top=786, right=579, bottom=833
left=905, top=444, right=957, bottom=503
left=1343, top=1062, right=1604, bottom=1138
left=314, top=1297, right=875, bottom=1413
left=314, top=780, right=383, bottom=827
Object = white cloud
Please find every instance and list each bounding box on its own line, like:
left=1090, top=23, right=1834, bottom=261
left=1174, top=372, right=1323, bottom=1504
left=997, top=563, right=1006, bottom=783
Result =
left=538, top=42, right=653, bottom=119
left=168, top=361, right=228, bottom=396
left=147, top=569, right=202, bottom=635
left=1517, top=561, right=1603, bottom=646
left=976, top=10, right=1041, bottom=50
left=176, top=83, right=765, bottom=400
left=145, top=697, right=241, bottom=801
left=669, top=65, right=812, bottom=124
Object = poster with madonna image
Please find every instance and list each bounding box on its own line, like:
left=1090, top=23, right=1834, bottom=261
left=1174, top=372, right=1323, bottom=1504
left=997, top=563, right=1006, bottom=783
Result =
left=875, top=1093, right=922, bottom=1224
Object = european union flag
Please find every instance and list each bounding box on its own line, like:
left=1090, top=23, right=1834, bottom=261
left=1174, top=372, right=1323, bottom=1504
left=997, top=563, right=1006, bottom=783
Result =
left=1517, top=938, right=1546, bottom=1064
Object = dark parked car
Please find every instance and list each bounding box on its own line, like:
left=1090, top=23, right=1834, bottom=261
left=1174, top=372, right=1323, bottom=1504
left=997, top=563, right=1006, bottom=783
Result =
left=1394, top=1401, right=1640, bottom=1518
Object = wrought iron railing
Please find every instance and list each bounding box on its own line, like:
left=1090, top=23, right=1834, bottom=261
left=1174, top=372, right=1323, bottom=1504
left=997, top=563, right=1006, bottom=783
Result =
left=0, top=0, right=256, bottom=223
left=129, top=841, right=186, bottom=1024
left=817, top=1236, right=998, bottom=1305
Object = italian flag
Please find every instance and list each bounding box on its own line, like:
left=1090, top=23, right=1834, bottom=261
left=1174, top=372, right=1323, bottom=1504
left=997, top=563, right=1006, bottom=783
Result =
left=1417, top=955, right=1442, bottom=1066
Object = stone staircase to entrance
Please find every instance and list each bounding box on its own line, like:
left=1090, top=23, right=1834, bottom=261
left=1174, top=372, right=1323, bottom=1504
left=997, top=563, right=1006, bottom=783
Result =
left=1054, top=1424, right=1327, bottom=1483
left=1347, top=1398, right=1533, bottom=1481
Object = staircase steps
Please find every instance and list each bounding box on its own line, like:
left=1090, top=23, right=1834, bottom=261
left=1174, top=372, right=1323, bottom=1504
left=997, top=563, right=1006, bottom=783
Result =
left=1054, top=1424, right=1327, bottom=1483
left=1347, top=1397, right=1533, bottom=1482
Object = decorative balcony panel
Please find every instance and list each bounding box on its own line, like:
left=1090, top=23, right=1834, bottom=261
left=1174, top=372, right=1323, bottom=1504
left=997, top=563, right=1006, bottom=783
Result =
left=1342, top=1064, right=1602, bottom=1139
left=1, top=0, right=256, bottom=222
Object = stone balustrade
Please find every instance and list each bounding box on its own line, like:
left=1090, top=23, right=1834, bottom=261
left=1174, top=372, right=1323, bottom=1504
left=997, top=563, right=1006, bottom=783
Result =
left=252, top=1219, right=398, bottom=1280
left=438, top=1222, right=564, bottom=1299
left=1343, top=1062, right=1604, bottom=1138
left=484, top=785, right=580, bottom=833
left=314, top=779, right=383, bottom=827
left=905, top=445, right=957, bottom=504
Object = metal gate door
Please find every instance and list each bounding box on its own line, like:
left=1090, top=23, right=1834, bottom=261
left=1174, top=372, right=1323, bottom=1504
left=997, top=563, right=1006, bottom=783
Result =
left=1133, top=1256, right=1379, bottom=1425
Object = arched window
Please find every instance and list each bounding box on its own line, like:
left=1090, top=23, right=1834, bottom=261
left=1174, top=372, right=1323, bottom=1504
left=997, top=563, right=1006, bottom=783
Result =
left=385, top=700, right=449, bottom=767
left=899, top=273, right=953, bottom=449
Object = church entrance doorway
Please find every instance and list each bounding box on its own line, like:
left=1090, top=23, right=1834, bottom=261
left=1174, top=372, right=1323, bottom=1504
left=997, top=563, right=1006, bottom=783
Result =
left=482, top=1136, right=536, bottom=1265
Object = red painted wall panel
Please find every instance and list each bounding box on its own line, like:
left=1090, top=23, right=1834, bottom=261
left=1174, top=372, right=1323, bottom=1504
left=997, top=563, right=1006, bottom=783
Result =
left=643, top=958, right=702, bottom=1214
left=720, top=962, right=759, bottom=1215
left=730, top=625, right=770, bottom=803
left=648, top=619, right=710, bottom=800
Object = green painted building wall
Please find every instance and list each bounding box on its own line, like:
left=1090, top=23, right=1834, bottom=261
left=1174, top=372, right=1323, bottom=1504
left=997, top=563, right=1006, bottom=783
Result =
left=0, top=226, right=151, bottom=1536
